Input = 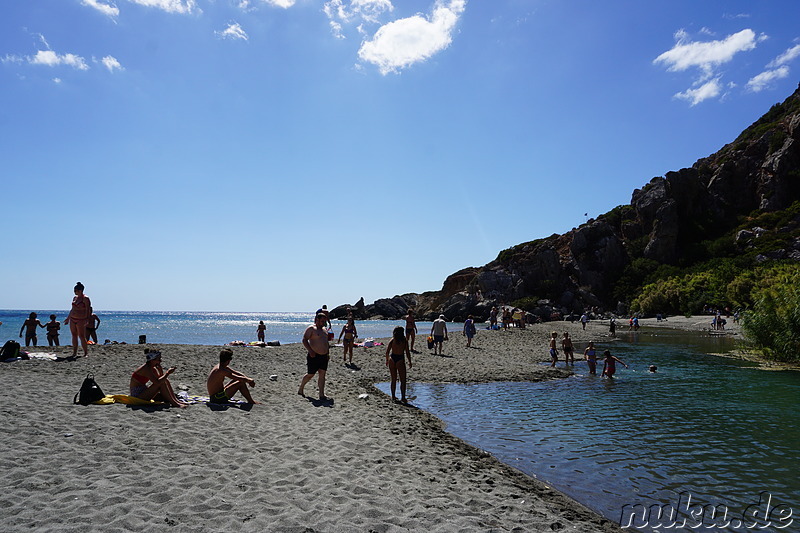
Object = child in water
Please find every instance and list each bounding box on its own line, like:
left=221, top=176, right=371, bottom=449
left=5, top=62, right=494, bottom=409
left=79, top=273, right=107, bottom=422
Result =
left=601, top=350, right=628, bottom=378
left=385, top=326, right=412, bottom=403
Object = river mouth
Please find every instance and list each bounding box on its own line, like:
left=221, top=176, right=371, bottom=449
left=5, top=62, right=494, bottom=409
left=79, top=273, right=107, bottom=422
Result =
left=376, top=332, right=800, bottom=532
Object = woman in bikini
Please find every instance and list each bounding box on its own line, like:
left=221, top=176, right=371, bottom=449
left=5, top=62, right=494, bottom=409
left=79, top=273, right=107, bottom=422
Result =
left=584, top=341, right=598, bottom=374
left=130, top=349, right=189, bottom=408
left=338, top=318, right=358, bottom=364
left=385, top=326, right=412, bottom=403
left=64, top=282, right=91, bottom=357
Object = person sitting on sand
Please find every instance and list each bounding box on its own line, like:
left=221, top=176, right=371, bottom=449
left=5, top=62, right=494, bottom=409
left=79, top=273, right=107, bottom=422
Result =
left=45, top=314, right=61, bottom=347
left=430, top=315, right=448, bottom=355
left=385, top=326, right=412, bottom=403
left=584, top=341, right=598, bottom=375
left=549, top=331, right=559, bottom=367
left=19, top=312, right=45, bottom=347
left=601, top=350, right=628, bottom=378
left=561, top=332, right=574, bottom=365
left=256, top=321, right=266, bottom=342
left=129, top=349, right=189, bottom=408
left=207, top=348, right=259, bottom=404
left=298, top=312, right=332, bottom=401
left=338, top=317, right=358, bottom=364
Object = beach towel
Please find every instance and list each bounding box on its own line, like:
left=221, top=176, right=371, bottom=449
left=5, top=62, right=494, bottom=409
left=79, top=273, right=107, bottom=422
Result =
left=88, top=394, right=164, bottom=406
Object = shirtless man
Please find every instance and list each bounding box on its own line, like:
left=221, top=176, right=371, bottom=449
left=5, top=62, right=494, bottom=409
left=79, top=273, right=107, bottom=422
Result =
left=19, top=312, right=45, bottom=347
left=404, top=310, right=418, bottom=352
left=207, top=349, right=259, bottom=404
left=85, top=313, right=101, bottom=344
left=298, top=312, right=331, bottom=401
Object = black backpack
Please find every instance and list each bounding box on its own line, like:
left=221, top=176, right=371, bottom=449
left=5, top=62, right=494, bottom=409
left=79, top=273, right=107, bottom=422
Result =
left=74, top=373, right=105, bottom=405
left=1, top=340, right=21, bottom=360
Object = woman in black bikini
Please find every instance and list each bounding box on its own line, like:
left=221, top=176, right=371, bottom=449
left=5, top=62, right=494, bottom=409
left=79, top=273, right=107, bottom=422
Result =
left=385, top=326, right=412, bottom=403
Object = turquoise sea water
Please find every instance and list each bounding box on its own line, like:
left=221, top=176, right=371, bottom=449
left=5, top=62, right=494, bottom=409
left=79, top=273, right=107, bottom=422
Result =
left=0, top=309, right=443, bottom=346
left=377, top=331, right=800, bottom=532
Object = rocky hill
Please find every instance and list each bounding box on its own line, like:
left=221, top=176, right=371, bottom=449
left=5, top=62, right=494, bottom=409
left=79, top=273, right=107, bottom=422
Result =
left=333, top=83, right=800, bottom=321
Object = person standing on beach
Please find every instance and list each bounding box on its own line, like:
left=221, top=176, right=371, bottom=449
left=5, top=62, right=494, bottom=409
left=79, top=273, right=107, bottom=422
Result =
left=64, top=282, right=91, bottom=357
left=580, top=313, right=588, bottom=330
left=609, top=317, right=616, bottom=337
left=316, top=305, right=332, bottom=329
left=207, top=348, right=260, bottom=404
left=130, top=349, right=189, bottom=408
left=463, top=315, right=476, bottom=348
left=430, top=315, right=448, bottom=355
left=19, top=312, right=45, bottom=346
left=561, top=332, right=574, bottom=365
left=385, top=326, right=412, bottom=403
left=601, top=350, right=628, bottom=378
left=549, top=331, right=559, bottom=367
left=404, top=310, right=418, bottom=352
left=85, top=312, right=101, bottom=344
left=45, top=314, right=61, bottom=346
left=256, top=321, right=266, bottom=343
left=298, top=312, right=332, bottom=401
left=489, top=306, right=498, bottom=329
left=338, top=317, right=358, bottom=364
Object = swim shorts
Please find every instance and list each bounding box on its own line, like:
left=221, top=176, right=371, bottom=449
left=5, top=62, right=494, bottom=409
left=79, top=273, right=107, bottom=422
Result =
left=550, top=348, right=558, bottom=359
left=306, top=352, right=330, bottom=375
left=433, top=335, right=444, bottom=344
left=210, top=390, right=230, bottom=403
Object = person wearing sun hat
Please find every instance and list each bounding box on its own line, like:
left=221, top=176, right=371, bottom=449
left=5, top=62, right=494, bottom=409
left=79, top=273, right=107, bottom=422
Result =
left=129, top=349, right=189, bottom=408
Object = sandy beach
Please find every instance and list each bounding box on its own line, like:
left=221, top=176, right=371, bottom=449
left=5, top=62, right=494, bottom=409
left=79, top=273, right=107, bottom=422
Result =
left=1, top=316, right=732, bottom=532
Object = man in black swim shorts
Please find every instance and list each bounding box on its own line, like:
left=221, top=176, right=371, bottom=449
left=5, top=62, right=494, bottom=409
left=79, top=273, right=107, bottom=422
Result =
left=298, top=313, right=332, bottom=401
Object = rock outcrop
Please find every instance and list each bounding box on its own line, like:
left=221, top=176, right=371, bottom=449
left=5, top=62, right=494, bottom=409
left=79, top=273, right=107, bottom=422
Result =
left=336, top=83, right=800, bottom=321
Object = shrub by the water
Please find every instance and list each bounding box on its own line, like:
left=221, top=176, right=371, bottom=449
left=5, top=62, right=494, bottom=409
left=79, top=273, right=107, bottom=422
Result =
left=741, top=287, right=800, bottom=363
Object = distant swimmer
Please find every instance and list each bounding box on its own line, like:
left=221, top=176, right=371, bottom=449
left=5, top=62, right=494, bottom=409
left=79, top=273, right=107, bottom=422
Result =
left=601, top=350, right=628, bottom=378
left=19, top=312, right=45, bottom=347
left=45, top=314, right=61, bottom=347
left=207, top=348, right=260, bottom=404
left=298, top=312, right=332, bottom=401
left=385, top=326, right=412, bottom=403
left=649, top=365, right=658, bottom=373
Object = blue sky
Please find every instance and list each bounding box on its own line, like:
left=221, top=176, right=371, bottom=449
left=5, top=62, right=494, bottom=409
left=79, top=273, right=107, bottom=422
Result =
left=2, top=0, right=799, bottom=312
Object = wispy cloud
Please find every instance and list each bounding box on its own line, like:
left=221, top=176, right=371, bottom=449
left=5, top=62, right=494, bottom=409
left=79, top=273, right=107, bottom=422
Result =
left=654, top=29, right=759, bottom=80
left=746, top=43, right=800, bottom=93
left=128, top=0, right=198, bottom=14
left=81, top=0, right=119, bottom=19
left=260, top=0, right=296, bottom=8
left=101, top=55, right=124, bottom=72
left=324, top=0, right=394, bottom=39
left=31, top=50, right=90, bottom=70
left=358, top=0, right=466, bottom=75
left=215, top=22, right=249, bottom=41
left=675, top=78, right=722, bottom=106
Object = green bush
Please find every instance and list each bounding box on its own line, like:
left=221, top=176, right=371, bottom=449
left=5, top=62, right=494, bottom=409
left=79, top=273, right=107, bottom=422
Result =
left=741, top=286, right=800, bottom=363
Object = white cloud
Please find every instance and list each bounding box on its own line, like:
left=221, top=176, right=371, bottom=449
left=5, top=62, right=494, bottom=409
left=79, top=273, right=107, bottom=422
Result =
left=675, top=79, right=722, bottom=106
left=768, top=43, right=800, bottom=68
left=746, top=66, right=790, bottom=93
left=31, top=50, right=90, bottom=70
left=324, top=0, right=393, bottom=38
left=215, top=22, right=249, bottom=41
left=128, top=0, right=198, bottom=14
left=53, top=77, right=62, bottom=84
left=654, top=29, right=759, bottom=80
left=358, top=0, right=466, bottom=75
left=1, top=54, right=24, bottom=65
left=82, top=0, right=120, bottom=19
left=101, top=55, right=124, bottom=71
left=261, top=0, right=296, bottom=8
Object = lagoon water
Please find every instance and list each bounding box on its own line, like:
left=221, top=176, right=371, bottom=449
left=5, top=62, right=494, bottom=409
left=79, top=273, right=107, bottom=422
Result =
left=0, top=310, right=444, bottom=347
left=377, top=331, right=799, bottom=532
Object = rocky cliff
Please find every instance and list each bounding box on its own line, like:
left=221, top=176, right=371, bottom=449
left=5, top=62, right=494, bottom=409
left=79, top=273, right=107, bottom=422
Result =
left=333, top=83, right=800, bottom=321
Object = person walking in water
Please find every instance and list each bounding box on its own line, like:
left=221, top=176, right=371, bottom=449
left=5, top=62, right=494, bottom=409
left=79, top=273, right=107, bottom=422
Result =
left=561, top=332, right=574, bottom=365
left=298, top=312, right=332, bottom=401
left=65, top=282, right=91, bottom=358
left=601, top=350, right=628, bottom=378
left=385, top=326, right=412, bottom=403
left=584, top=341, right=598, bottom=374
left=19, top=312, right=45, bottom=347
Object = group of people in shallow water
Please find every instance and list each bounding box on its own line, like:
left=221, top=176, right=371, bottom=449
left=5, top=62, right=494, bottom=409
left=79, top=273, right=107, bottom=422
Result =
left=17, top=282, right=100, bottom=358
left=549, top=332, right=629, bottom=377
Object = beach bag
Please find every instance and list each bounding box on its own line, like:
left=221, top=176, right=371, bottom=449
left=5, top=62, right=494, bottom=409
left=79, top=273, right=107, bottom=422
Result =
left=73, top=373, right=105, bottom=405
left=1, top=340, right=21, bottom=360
left=427, top=335, right=434, bottom=349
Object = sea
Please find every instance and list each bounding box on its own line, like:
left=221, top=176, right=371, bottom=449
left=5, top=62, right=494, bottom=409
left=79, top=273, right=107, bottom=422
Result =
left=0, top=309, right=441, bottom=346
left=377, top=331, right=800, bottom=532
